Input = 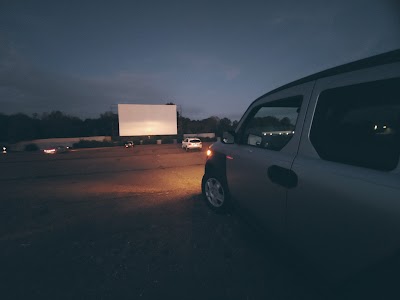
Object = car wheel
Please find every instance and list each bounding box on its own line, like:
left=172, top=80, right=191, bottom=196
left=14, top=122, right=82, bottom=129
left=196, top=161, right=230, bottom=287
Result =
left=202, top=173, right=230, bottom=213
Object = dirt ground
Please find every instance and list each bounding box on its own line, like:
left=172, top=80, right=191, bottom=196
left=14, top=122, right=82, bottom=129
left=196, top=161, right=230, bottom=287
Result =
left=0, top=145, right=398, bottom=299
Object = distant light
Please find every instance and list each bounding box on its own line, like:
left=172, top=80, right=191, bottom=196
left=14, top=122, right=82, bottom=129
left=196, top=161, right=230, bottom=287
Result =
left=270, top=133, right=273, bottom=136
left=44, top=149, right=56, bottom=154
left=206, top=149, right=212, bottom=157
left=383, top=125, right=387, bottom=129
left=374, top=125, right=378, bottom=130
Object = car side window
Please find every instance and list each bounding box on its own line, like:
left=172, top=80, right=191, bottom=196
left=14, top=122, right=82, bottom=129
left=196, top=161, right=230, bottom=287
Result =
left=239, top=96, right=303, bottom=151
left=310, top=77, right=400, bottom=171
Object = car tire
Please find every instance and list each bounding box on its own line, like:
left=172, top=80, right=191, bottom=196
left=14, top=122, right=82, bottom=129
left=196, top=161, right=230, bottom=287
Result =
left=202, top=173, right=230, bottom=213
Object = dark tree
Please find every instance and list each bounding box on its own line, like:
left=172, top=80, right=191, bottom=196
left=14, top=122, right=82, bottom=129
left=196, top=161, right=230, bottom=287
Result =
left=0, top=109, right=238, bottom=142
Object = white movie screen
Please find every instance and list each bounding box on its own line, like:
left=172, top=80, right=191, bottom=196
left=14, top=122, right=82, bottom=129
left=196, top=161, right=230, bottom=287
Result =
left=118, top=104, right=177, bottom=136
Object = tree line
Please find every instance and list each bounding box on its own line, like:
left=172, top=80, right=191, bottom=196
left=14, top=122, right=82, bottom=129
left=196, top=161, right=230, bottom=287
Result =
left=0, top=111, right=238, bottom=143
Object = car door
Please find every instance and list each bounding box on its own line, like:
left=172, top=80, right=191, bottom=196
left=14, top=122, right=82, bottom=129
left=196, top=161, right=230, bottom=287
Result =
left=226, top=82, right=314, bottom=236
left=287, top=63, right=400, bottom=277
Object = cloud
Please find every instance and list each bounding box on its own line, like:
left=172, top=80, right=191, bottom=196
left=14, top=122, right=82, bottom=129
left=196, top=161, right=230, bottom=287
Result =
left=0, top=44, right=173, bottom=118
left=0, top=43, right=242, bottom=121
left=224, top=67, right=240, bottom=80
left=179, top=104, right=206, bottom=120
left=178, top=53, right=241, bottom=81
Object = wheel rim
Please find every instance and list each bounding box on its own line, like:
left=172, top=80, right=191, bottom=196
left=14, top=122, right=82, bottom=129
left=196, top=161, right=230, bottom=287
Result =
left=205, top=178, right=224, bottom=207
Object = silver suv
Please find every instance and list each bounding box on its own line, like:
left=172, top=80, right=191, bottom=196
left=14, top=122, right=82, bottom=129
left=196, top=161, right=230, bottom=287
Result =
left=202, top=49, right=400, bottom=279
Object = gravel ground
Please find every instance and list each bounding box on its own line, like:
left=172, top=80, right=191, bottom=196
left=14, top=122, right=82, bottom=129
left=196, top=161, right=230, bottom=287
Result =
left=0, top=145, right=398, bottom=299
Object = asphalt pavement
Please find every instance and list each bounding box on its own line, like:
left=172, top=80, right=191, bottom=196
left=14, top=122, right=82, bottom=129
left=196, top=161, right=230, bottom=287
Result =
left=0, top=144, right=398, bottom=299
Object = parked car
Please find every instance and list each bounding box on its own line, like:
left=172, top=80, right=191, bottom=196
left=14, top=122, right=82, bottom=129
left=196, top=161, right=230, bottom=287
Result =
left=202, top=49, right=400, bottom=280
left=125, top=141, right=134, bottom=148
left=182, top=138, right=202, bottom=151
left=43, top=146, right=69, bottom=154
left=125, top=141, right=135, bottom=148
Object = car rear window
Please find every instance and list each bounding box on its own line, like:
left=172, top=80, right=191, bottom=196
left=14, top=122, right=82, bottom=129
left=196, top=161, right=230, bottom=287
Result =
left=190, top=139, right=201, bottom=143
left=310, top=77, right=400, bottom=171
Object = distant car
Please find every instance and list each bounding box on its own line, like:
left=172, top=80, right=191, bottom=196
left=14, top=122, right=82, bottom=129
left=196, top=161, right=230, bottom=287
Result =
left=182, top=138, right=202, bottom=151
left=125, top=141, right=134, bottom=148
left=43, top=146, right=69, bottom=154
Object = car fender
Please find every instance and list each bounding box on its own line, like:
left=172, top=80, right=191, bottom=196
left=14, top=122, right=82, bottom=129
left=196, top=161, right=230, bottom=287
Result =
left=205, top=147, right=227, bottom=181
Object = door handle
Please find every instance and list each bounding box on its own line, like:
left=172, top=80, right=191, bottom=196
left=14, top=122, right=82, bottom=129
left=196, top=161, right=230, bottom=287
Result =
left=267, top=165, right=298, bottom=188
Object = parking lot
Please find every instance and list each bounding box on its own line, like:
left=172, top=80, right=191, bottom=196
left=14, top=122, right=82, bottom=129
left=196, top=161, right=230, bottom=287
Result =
left=0, top=144, right=397, bottom=299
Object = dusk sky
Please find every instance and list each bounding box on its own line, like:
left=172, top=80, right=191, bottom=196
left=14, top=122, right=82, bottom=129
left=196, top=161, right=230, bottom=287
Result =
left=1, top=0, right=399, bottom=120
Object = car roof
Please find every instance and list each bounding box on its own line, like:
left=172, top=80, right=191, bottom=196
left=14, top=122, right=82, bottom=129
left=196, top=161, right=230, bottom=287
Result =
left=251, top=49, right=400, bottom=105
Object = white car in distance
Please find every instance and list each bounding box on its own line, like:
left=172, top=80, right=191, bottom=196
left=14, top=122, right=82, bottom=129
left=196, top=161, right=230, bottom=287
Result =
left=182, top=138, right=202, bottom=151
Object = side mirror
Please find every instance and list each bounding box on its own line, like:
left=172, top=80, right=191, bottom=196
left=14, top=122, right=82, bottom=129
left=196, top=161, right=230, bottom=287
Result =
left=222, top=131, right=235, bottom=144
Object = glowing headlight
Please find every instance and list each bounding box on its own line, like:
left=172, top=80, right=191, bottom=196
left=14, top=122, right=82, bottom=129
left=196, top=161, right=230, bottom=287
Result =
left=44, top=149, right=56, bottom=154
left=206, top=149, right=212, bottom=157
